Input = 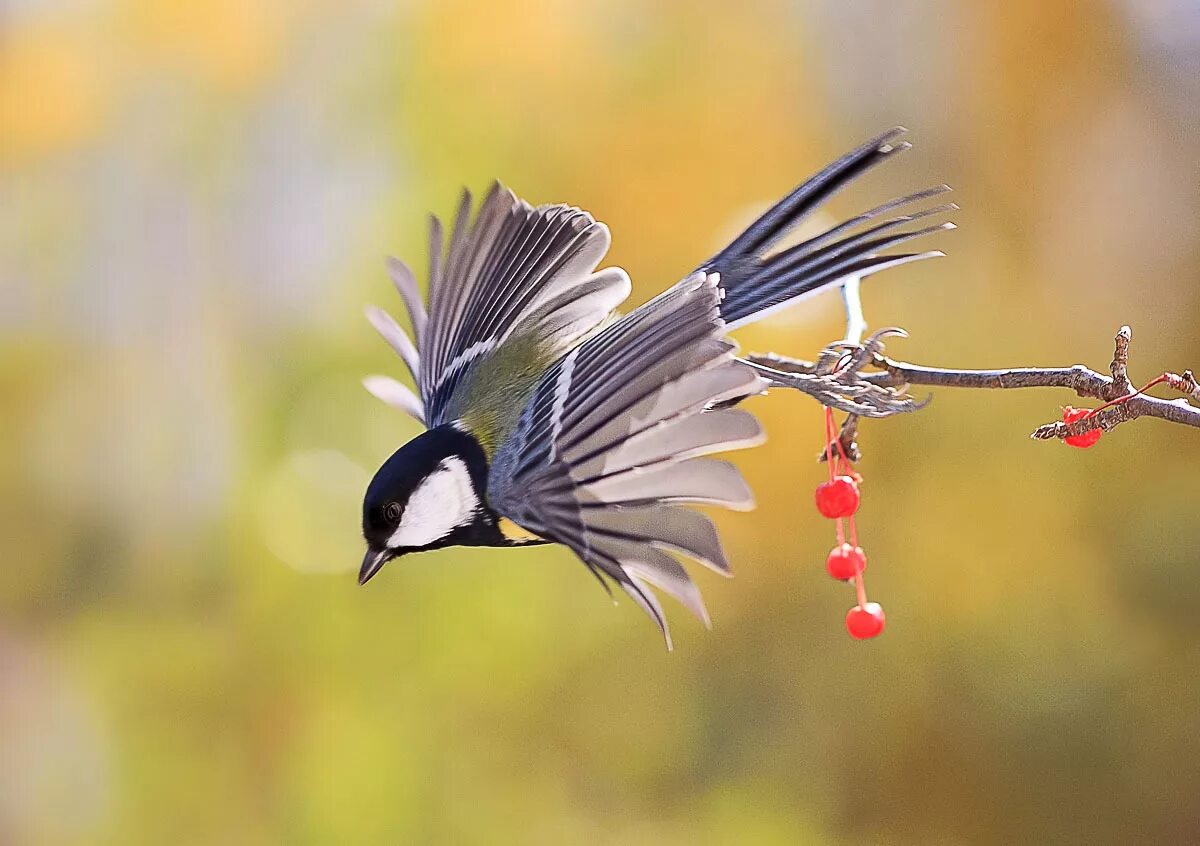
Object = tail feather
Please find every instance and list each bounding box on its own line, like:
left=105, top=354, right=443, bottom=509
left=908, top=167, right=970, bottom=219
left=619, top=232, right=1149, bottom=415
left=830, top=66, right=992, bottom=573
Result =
left=755, top=219, right=956, bottom=306
left=717, top=127, right=910, bottom=259
left=793, top=184, right=952, bottom=255
left=702, top=128, right=954, bottom=328
left=753, top=197, right=955, bottom=289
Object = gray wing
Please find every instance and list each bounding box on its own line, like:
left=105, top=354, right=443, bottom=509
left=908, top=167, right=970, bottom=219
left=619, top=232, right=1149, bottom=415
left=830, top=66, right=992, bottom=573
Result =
left=488, top=272, right=767, bottom=647
left=364, top=183, right=631, bottom=428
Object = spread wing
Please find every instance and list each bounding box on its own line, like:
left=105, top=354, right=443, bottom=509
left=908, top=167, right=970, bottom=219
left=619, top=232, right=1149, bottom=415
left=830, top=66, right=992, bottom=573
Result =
left=364, top=183, right=631, bottom=432
left=487, top=272, right=767, bottom=647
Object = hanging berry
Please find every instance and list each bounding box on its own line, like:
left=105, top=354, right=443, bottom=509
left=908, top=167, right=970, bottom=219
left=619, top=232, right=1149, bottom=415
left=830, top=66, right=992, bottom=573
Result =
left=814, top=475, right=860, bottom=518
left=826, top=543, right=866, bottom=581
left=846, top=602, right=886, bottom=639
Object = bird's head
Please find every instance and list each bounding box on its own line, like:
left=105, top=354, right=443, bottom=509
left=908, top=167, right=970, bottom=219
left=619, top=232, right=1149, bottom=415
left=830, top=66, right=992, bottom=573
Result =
left=360, top=424, right=494, bottom=584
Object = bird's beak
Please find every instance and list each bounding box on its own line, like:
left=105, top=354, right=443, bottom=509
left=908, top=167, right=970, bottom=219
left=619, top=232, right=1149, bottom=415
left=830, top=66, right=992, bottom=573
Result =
left=359, top=548, right=392, bottom=585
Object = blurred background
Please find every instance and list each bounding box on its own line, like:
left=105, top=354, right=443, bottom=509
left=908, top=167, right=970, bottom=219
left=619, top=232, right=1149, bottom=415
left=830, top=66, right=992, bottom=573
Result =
left=4, top=1, right=1200, bottom=843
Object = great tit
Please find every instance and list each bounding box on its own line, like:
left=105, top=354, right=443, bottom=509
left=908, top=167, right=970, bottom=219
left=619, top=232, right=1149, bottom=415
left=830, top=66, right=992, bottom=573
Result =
left=359, top=127, right=953, bottom=644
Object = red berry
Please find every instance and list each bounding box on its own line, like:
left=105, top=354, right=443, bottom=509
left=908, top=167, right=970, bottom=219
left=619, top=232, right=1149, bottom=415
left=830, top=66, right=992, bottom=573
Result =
left=846, top=602, right=886, bottom=639
left=814, top=475, right=860, bottom=518
left=1063, top=406, right=1102, bottom=449
left=826, top=543, right=867, bottom=580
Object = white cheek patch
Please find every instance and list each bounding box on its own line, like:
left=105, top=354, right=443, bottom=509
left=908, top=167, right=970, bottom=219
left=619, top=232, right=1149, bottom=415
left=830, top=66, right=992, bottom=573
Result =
left=387, top=456, right=480, bottom=549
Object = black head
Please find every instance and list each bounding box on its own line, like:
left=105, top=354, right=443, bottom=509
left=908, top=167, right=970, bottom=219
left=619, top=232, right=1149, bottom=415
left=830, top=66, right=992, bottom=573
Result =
left=360, top=424, right=498, bottom=584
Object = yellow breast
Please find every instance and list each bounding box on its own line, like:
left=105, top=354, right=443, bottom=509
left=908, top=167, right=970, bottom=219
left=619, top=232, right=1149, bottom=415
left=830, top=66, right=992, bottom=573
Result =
left=497, top=517, right=544, bottom=545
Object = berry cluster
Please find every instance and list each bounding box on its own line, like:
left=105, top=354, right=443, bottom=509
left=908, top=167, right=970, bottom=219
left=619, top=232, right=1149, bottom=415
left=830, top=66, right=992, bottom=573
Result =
left=814, top=407, right=885, bottom=640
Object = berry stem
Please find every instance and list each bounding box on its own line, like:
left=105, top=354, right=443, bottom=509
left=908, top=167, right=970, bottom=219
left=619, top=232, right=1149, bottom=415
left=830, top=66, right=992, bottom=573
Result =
left=849, top=515, right=869, bottom=608
left=1091, top=373, right=1173, bottom=414
left=853, top=572, right=869, bottom=609
left=823, top=408, right=838, bottom=483
left=826, top=409, right=846, bottom=543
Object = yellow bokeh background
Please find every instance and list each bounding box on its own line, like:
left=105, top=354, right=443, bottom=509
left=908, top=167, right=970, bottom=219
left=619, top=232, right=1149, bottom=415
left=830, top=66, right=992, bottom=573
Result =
left=3, top=1, right=1200, bottom=843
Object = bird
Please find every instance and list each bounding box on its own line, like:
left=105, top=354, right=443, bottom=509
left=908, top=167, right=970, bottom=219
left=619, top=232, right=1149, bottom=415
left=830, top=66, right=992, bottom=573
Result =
left=358, top=127, right=953, bottom=646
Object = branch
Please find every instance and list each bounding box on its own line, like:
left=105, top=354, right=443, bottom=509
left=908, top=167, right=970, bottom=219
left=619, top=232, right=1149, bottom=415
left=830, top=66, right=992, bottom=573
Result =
left=744, top=325, right=1200, bottom=445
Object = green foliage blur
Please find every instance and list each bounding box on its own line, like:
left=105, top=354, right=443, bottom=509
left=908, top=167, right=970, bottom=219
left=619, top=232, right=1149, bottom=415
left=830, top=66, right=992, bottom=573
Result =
left=4, top=1, right=1200, bottom=843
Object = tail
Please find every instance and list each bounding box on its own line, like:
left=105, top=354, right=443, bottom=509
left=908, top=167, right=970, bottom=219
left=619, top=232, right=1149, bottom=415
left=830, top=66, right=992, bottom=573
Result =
left=701, top=127, right=955, bottom=329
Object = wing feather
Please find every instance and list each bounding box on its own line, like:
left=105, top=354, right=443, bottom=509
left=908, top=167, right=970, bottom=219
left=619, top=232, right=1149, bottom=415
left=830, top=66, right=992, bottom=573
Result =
left=581, top=458, right=755, bottom=510
left=385, top=257, right=427, bottom=346
left=364, top=306, right=419, bottom=382
left=361, top=375, right=425, bottom=423
left=489, top=272, right=767, bottom=645
left=367, top=184, right=630, bottom=432
left=574, top=410, right=763, bottom=479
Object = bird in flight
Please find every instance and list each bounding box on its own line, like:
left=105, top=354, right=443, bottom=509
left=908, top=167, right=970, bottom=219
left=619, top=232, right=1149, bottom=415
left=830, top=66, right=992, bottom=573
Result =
left=359, top=128, right=953, bottom=646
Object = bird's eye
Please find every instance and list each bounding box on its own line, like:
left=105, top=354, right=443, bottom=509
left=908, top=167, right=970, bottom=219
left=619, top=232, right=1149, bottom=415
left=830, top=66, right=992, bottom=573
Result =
left=384, top=502, right=402, bottom=523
